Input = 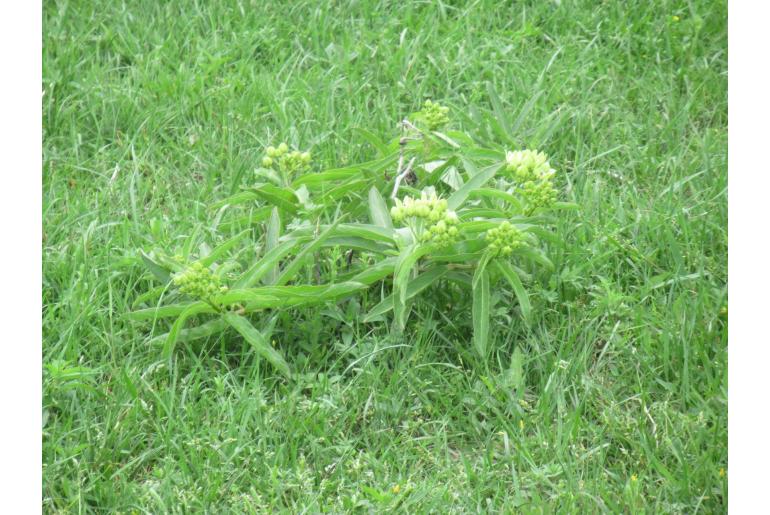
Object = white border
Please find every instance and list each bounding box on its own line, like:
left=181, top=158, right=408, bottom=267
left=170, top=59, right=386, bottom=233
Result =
left=728, top=0, right=770, bottom=510
left=0, top=1, right=42, bottom=511
left=0, top=0, right=756, bottom=511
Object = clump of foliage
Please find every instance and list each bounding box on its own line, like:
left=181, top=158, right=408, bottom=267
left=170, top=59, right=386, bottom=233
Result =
left=131, top=101, right=576, bottom=376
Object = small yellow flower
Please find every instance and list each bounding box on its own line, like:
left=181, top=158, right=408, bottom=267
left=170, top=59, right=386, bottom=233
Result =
left=519, top=420, right=525, bottom=430
left=672, top=15, right=680, bottom=22
left=719, top=468, right=725, bottom=477
left=391, top=484, right=401, bottom=494
left=630, top=474, right=638, bottom=482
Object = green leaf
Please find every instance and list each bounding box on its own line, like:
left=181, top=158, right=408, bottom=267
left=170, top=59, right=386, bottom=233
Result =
left=210, top=191, right=260, bottom=210
left=516, top=246, right=555, bottom=271
left=132, top=285, right=167, bottom=309
left=223, top=313, right=291, bottom=378
left=275, top=218, right=342, bottom=286
left=217, top=282, right=367, bottom=309
left=473, top=252, right=493, bottom=290
left=494, top=260, right=533, bottom=325
left=364, top=266, right=447, bottom=322
left=139, top=251, right=171, bottom=283
left=162, top=303, right=214, bottom=360
left=319, top=178, right=371, bottom=202
left=423, top=156, right=459, bottom=186
left=247, top=183, right=299, bottom=214
left=148, top=318, right=229, bottom=347
left=447, top=162, right=504, bottom=210
left=472, top=267, right=491, bottom=358
left=393, top=244, right=433, bottom=331
left=368, top=186, right=394, bottom=230
left=234, top=239, right=301, bottom=288
left=217, top=207, right=273, bottom=232
left=199, top=229, right=251, bottom=267
left=347, top=256, right=397, bottom=285
left=288, top=223, right=395, bottom=245
left=128, top=302, right=216, bottom=321
left=430, top=130, right=461, bottom=149
left=469, top=188, right=523, bottom=212
left=292, top=153, right=398, bottom=188
left=551, top=201, right=580, bottom=211
left=322, top=236, right=392, bottom=254
left=506, top=347, right=525, bottom=395
left=265, top=208, right=281, bottom=284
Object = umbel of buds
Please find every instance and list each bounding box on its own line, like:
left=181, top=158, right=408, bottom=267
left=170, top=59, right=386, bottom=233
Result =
left=391, top=191, right=460, bottom=247
left=173, top=262, right=228, bottom=302
left=486, top=221, right=525, bottom=257
left=262, top=142, right=311, bottom=176
left=418, top=99, right=450, bottom=130
left=521, top=179, right=557, bottom=211
left=505, top=149, right=558, bottom=211
left=505, top=149, right=553, bottom=184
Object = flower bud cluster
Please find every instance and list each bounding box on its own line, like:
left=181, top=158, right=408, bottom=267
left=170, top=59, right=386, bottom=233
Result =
left=391, top=191, right=460, bottom=246
left=486, top=221, right=525, bottom=257
left=504, top=149, right=558, bottom=211
left=505, top=149, right=553, bottom=184
left=262, top=142, right=311, bottom=176
left=173, top=262, right=228, bottom=301
left=418, top=100, right=450, bottom=130
left=521, top=179, right=557, bottom=211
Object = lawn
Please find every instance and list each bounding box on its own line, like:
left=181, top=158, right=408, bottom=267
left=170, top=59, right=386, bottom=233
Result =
left=42, top=0, right=727, bottom=512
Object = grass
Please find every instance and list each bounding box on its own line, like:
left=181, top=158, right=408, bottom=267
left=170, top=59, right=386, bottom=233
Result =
left=43, top=0, right=727, bottom=512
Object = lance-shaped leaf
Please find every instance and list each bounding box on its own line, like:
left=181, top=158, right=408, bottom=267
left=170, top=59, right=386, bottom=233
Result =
left=292, top=153, right=398, bottom=188
left=319, top=179, right=371, bottom=202
left=286, top=223, right=395, bottom=246
left=128, top=302, right=217, bottom=321
left=265, top=208, right=281, bottom=284
left=210, top=191, right=260, bottom=210
left=368, top=186, right=393, bottom=230
left=468, top=188, right=523, bottom=212
left=162, top=302, right=216, bottom=359
left=494, top=260, right=533, bottom=326
left=472, top=267, right=491, bottom=358
left=247, top=183, right=300, bottom=214
left=364, top=265, right=447, bottom=322
left=234, top=239, right=302, bottom=289
left=139, top=251, right=173, bottom=283
left=448, top=162, right=504, bottom=210
left=217, top=282, right=367, bottom=310
left=216, top=207, right=272, bottom=232
left=275, top=218, right=342, bottom=286
left=321, top=236, right=392, bottom=254
left=148, top=318, right=228, bottom=347
left=344, top=256, right=398, bottom=285
left=393, top=244, right=433, bottom=331
left=199, top=229, right=251, bottom=267
left=222, top=313, right=291, bottom=378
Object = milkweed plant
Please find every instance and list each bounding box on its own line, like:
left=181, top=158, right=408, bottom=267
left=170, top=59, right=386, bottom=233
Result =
left=130, top=100, right=577, bottom=377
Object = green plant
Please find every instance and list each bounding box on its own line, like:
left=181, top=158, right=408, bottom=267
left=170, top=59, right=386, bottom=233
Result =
left=131, top=102, right=576, bottom=375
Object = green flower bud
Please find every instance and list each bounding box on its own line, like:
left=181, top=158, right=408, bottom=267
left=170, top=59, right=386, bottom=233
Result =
left=262, top=156, right=273, bottom=167
left=266, top=146, right=277, bottom=157
left=278, top=142, right=289, bottom=154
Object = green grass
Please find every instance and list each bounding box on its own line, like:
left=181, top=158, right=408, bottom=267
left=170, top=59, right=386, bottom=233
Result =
left=43, top=0, right=727, bottom=512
